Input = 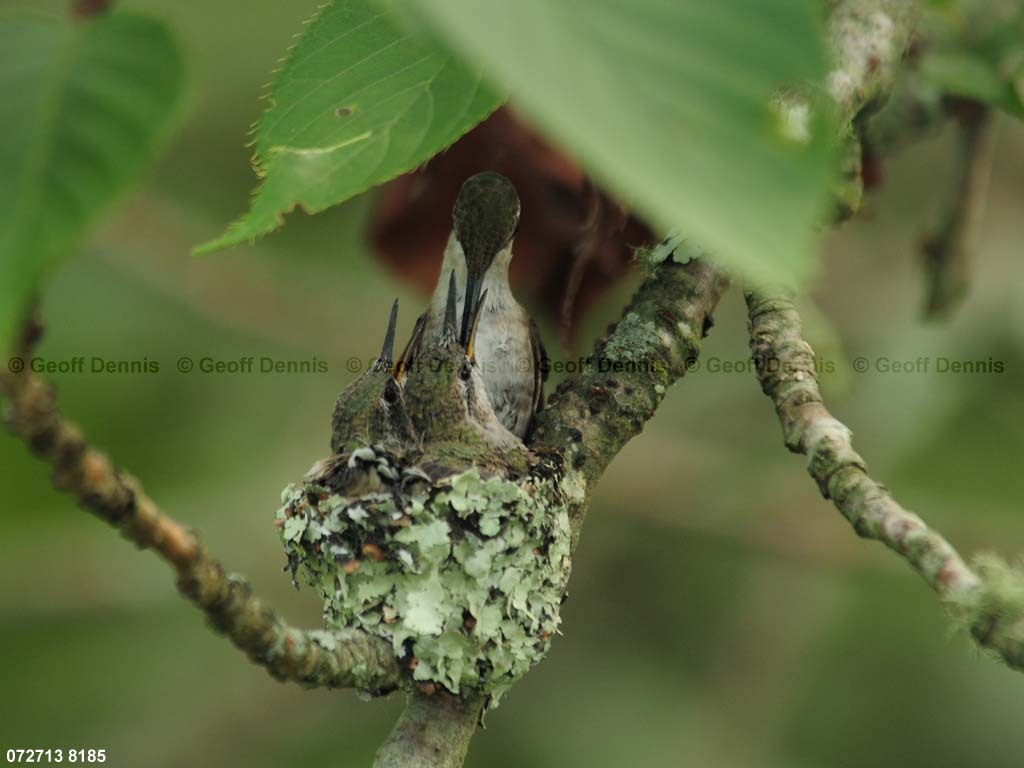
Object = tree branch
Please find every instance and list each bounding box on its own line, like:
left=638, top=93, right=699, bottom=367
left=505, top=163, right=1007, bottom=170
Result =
left=529, top=256, right=729, bottom=535
left=746, top=291, right=1024, bottom=670
left=826, top=0, right=918, bottom=128
left=0, top=311, right=401, bottom=692
left=825, top=0, right=919, bottom=219
left=373, top=691, right=484, bottom=768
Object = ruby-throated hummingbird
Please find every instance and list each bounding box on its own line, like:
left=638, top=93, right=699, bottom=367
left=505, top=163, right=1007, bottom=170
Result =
left=418, top=172, right=546, bottom=440
left=402, top=271, right=527, bottom=475
left=330, top=299, right=416, bottom=454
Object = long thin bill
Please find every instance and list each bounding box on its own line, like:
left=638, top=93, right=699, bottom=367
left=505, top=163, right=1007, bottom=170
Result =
left=459, top=271, right=479, bottom=346
left=379, top=299, right=399, bottom=364
left=442, top=270, right=458, bottom=339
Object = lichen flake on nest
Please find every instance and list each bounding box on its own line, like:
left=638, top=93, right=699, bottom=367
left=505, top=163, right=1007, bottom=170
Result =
left=277, top=448, right=572, bottom=706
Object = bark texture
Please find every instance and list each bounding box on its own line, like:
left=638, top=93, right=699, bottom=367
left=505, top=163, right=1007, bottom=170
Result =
left=531, top=256, right=729, bottom=538
left=746, top=291, right=1024, bottom=670
left=374, top=691, right=484, bottom=768
left=0, top=313, right=401, bottom=692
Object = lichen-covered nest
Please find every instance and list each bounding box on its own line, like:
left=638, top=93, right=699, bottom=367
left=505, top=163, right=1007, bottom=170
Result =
left=277, top=445, right=572, bottom=703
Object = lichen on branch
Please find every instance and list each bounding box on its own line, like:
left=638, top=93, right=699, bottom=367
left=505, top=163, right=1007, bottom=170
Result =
left=826, top=0, right=918, bottom=126
left=530, top=255, right=729, bottom=536
left=0, top=313, right=401, bottom=692
left=824, top=0, right=919, bottom=218
left=745, top=291, right=1024, bottom=671
left=279, top=454, right=571, bottom=705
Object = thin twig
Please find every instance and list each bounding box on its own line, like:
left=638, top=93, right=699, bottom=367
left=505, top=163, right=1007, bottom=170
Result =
left=745, top=291, right=1024, bottom=670
left=0, top=313, right=401, bottom=692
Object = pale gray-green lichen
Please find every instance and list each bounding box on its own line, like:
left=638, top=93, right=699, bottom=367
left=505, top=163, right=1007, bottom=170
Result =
left=639, top=232, right=704, bottom=270
left=771, top=91, right=814, bottom=145
left=276, top=449, right=572, bottom=706
left=603, top=312, right=662, bottom=364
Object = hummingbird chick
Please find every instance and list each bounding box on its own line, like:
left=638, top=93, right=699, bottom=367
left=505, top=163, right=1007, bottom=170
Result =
left=403, top=272, right=528, bottom=475
left=330, top=299, right=416, bottom=454
left=420, top=172, right=547, bottom=440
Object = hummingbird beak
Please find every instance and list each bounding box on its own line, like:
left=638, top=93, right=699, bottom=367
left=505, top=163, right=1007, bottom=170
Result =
left=459, top=268, right=483, bottom=347
left=465, top=289, right=488, bottom=362
left=440, top=270, right=458, bottom=343
left=394, top=314, right=426, bottom=383
left=377, top=299, right=399, bottom=367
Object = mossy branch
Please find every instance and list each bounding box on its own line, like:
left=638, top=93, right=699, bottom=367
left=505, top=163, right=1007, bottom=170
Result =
left=529, top=255, right=729, bottom=536
left=746, top=291, right=1024, bottom=671
left=826, top=0, right=918, bottom=127
left=826, top=0, right=919, bottom=218
left=0, top=311, right=401, bottom=692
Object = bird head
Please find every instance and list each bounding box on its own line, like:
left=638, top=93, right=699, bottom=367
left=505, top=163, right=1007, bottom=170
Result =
left=330, top=300, right=414, bottom=453
left=398, top=272, right=518, bottom=454
left=451, top=171, right=520, bottom=341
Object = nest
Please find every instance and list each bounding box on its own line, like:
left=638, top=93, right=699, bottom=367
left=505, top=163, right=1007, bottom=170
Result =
left=277, top=444, right=571, bottom=704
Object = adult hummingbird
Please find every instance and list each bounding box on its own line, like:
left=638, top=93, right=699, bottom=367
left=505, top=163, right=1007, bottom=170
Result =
left=418, top=172, right=546, bottom=440
left=330, top=299, right=416, bottom=454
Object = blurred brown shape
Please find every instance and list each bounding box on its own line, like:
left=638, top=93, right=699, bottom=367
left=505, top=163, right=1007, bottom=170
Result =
left=72, top=0, right=112, bottom=19
left=369, top=107, right=654, bottom=345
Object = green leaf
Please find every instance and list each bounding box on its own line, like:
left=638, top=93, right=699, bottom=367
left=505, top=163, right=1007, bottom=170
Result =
left=0, top=11, right=185, bottom=351
left=919, top=1, right=1024, bottom=119
left=920, top=51, right=1013, bottom=108
left=198, top=0, right=503, bottom=254
left=402, top=0, right=834, bottom=284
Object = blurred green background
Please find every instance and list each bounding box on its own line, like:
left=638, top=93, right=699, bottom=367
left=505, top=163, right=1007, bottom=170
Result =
left=2, top=2, right=1023, bottom=766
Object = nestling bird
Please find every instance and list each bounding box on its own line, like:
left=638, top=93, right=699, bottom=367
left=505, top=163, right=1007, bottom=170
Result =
left=403, top=272, right=528, bottom=474
left=330, top=299, right=416, bottom=454
left=418, top=172, right=546, bottom=440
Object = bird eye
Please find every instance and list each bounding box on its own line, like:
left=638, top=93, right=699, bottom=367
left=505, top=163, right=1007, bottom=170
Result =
left=458, top=361, right=472, bottom=381
left=382, top=386, right=398, bottom=405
